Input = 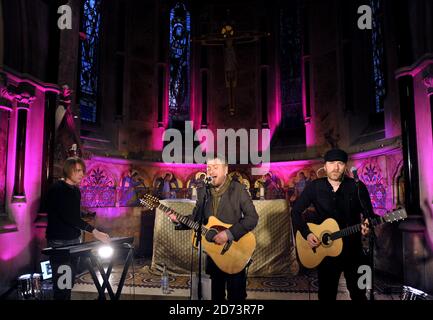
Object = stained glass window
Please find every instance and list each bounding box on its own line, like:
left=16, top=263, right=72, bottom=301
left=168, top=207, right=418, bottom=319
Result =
left=79, top=0, right=102, bottom=123
left=169, top=2, right=191, bottom=123
left=279, top=1, right=303, bottom=129
left=371, top=0, right=385, bottom=113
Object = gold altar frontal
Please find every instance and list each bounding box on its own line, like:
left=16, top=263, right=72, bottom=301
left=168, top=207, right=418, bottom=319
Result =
left=150, top=199, right=299, bottom=276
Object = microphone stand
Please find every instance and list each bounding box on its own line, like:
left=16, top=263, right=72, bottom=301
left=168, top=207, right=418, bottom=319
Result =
left=195, top=181, right=211, bottom=300
left=354, top=178, right=375, bottom=301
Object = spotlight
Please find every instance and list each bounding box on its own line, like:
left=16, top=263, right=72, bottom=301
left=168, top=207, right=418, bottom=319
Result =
left=98, top=245, right=114, bottom=259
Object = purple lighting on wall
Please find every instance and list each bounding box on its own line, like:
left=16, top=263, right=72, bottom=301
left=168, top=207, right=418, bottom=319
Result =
left=12, top=107, right=28, bottom=202
left=0, top=227, right=30, bottom=261
left=268, top=67, right=282, bottom=143
left=0, top=109, right=10, bottom=213
left=0, top=69, right=59, bottom=262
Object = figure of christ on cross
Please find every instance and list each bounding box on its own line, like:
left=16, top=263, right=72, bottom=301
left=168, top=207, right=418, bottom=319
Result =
left=195, top=26, right=269, bottom=116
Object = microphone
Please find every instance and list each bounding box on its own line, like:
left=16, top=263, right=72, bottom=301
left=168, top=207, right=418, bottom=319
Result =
left=351, top=167, right=359, bottom=183
left=205, top=176, right=213, bottom=184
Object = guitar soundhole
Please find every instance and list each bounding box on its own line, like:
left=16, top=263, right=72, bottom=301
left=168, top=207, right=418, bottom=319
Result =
left=322, top=233, right=331, bottom=245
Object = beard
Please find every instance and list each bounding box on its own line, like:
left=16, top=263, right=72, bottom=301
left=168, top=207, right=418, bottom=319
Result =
left=326, top=171, right=344, bottom=181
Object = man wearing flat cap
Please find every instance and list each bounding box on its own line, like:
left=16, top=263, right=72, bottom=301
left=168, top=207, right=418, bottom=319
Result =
left=292, top=148, right=375, bottom=300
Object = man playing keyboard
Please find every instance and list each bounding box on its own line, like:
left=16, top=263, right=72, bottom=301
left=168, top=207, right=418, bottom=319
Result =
left=45, top=157, right=110, bottom=300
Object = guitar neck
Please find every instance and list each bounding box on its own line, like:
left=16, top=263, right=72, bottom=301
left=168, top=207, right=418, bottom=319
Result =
left=331, top=216, right=384, bottom=240
left=157, top=203, right=207, bottom=235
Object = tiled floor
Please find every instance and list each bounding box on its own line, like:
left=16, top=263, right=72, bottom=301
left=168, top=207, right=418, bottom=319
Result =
left=71, top=259, right=403, bottom=300
left=0, top=258, right=411, bottom=301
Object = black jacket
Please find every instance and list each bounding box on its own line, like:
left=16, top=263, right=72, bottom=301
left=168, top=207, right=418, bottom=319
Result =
left=45, top=180, right=94, bottom=240
left=292, top=177, right=375, bottom=250
left=178, top=179, right=258, bottom=241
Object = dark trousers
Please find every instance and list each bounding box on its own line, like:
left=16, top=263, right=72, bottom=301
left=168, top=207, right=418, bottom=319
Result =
left=317, top=253, right=367, bottom=301
left=47, top=238, right=81, bottom=300
left=206, top=257, right=247, bottom=301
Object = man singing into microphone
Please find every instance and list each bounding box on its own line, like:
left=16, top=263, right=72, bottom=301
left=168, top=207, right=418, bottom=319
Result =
left=169, top=155, right=258, bottom=301
left=292, top=148, right=375, bottom=300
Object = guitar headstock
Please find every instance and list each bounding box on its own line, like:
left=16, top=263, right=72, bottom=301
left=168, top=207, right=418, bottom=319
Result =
left=139, top=194, right=160, bottom=210
left=383, top=208, right=407, bottom=223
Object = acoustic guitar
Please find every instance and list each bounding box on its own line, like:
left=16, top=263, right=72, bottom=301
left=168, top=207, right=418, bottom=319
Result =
left=139, top=194, right=256, bottom=274
left=295, top=208, right=407, bottom=269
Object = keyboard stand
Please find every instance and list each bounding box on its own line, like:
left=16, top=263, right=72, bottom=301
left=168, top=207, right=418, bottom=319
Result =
left=42, top=237, right=134, bottom=300
left=83, top=244, right=134, bottom=300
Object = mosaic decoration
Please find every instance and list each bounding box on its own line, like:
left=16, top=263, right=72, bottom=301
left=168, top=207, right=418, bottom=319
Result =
left=360, top=162, right=387, bottom=213
left=119, top=170, right=149, bottom=207
left=80, top=167, right=116, bottom=207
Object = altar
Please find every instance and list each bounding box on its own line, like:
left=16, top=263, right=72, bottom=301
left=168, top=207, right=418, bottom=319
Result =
left=150, top=199, right=299, bottom=276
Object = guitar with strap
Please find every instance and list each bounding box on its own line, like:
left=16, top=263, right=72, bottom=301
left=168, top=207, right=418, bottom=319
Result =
left=139, top=194, right=256, bottom=274
left=295, top=208, right=407, bottom=268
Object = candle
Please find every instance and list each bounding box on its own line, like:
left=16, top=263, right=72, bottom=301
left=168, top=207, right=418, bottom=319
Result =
left=260, top=186, right=265, bottom=200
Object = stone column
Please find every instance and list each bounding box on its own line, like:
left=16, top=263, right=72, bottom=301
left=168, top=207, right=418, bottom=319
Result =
left=396, top=75, right=420, bottom=214
left=1, top=82, right=36, bottom=203
left=0, top=75, right=12, bottom=216
left=399, top=217, right=428, bottom=291
left=11, top=91, right=35, bottom=203
left=395, top=55, right=433, bottom=294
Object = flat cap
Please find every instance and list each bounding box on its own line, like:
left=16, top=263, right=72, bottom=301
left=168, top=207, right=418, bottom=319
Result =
left=324, top=149, right=348, bottom=163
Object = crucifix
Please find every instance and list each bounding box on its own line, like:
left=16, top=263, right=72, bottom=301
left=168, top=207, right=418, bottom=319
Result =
left=195, top=24, right=269, bottom=116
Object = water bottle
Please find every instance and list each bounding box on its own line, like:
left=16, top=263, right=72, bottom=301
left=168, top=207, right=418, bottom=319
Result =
left=161, top=264, right=170, bottom=294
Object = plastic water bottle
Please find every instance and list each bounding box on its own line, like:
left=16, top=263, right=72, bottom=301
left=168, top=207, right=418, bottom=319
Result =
left=161, top=264, right=170, bottom=294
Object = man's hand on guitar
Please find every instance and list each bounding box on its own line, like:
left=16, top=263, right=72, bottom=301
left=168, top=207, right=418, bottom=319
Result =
left=307, top=233, right=320, bottom=248
left=361, top=218, right=370, bottom=236
left=213, top=231, right=229, bottom=245
left=167, top=211, right=178, bottom=223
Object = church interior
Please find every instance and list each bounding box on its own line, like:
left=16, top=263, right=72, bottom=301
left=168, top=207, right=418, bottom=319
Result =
left=1, top=0, right=433, bottom=302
